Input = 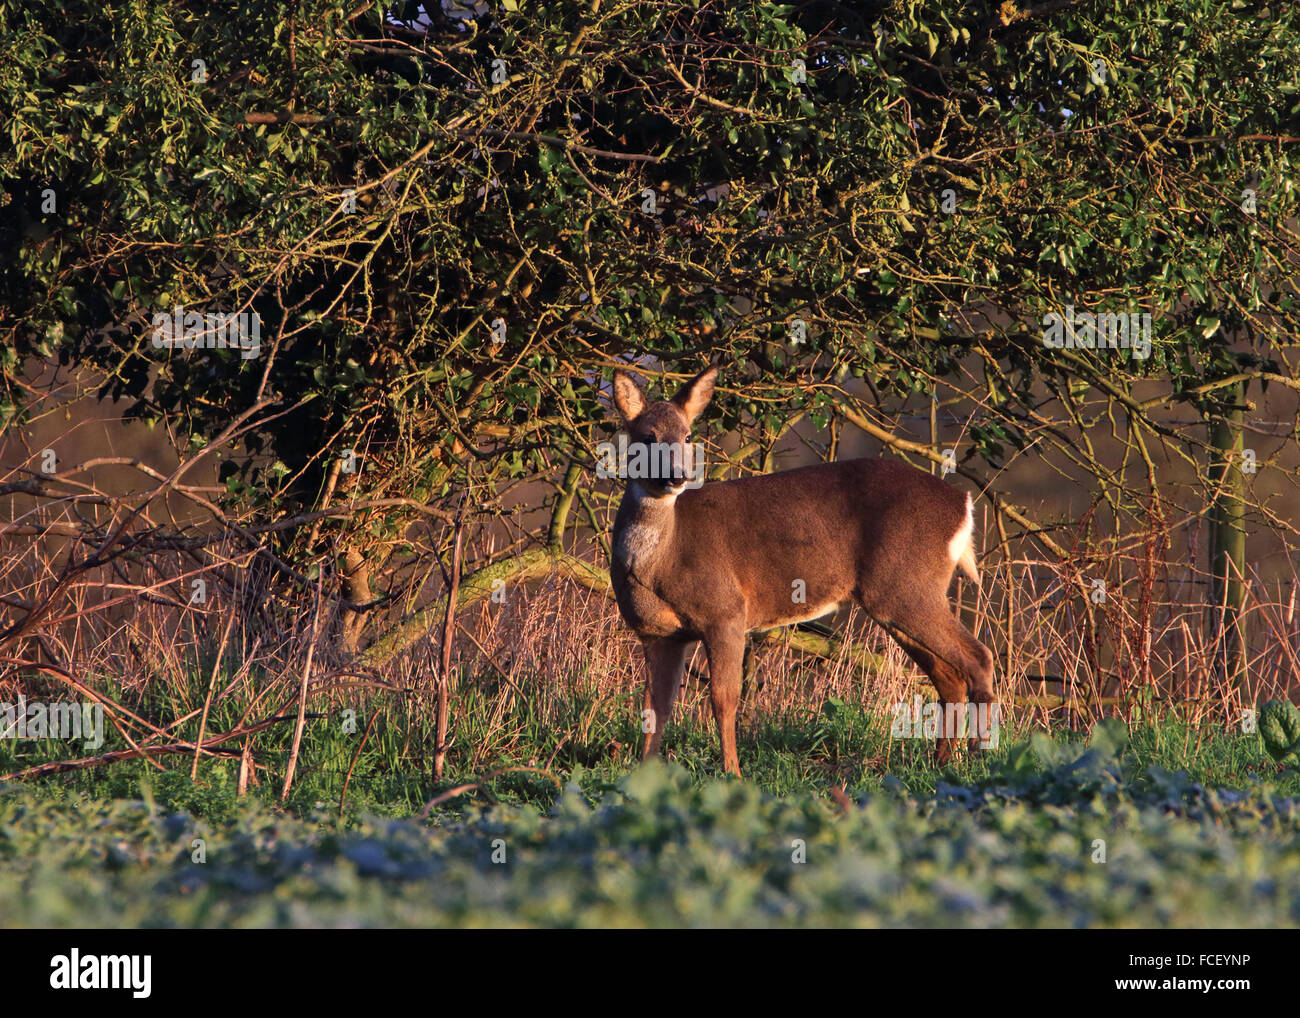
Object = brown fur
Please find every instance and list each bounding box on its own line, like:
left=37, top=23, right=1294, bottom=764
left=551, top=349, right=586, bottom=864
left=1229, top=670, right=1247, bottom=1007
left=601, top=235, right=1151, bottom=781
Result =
left=610, top=365, right=996, bottom=775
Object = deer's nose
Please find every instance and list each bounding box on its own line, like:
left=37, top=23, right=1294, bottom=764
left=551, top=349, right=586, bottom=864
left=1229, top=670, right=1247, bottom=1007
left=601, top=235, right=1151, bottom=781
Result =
left=669, top=450, right=690, bottom=480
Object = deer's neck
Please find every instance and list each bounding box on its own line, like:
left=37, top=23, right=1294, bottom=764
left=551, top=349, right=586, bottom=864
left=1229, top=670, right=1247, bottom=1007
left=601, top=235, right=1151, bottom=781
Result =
left=614, top=481, right=679, bottom=577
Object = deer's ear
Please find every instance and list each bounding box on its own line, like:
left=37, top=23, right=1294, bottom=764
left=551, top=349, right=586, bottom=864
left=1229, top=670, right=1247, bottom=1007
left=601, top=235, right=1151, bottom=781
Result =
left=671, top=365, right=718, bottom=424
left=612, top=370, right=647, bottom=421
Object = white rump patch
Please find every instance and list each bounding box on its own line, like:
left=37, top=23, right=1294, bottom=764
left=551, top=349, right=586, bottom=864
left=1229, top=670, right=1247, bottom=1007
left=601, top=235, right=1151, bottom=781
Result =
left=948, top=493, right=974, bottom=564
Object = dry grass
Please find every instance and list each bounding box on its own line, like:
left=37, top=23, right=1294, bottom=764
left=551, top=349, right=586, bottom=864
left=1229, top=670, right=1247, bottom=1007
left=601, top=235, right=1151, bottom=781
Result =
left=1, top=444, right=1297, bottom=789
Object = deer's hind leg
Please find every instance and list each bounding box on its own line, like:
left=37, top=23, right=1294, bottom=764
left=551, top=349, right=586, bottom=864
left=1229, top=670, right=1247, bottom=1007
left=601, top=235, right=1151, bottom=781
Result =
left=871, top=598, right=995, bottom=764
left=640, top=638, right=689, bottom=761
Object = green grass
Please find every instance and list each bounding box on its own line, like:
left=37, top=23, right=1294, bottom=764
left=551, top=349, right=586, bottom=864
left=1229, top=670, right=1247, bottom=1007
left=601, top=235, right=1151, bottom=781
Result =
left=6, top=677, right=1300, bottom=927
left=3, top=720, right=1300, bottom=927
left=3, top=676, right=1294, bottom=824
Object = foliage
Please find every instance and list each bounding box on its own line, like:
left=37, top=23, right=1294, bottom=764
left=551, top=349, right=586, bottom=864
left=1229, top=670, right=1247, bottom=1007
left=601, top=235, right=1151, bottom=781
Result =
left=4, top=724, right=1300, bottom=927
left=2, top=0, right=1297, bottom=554
left=1260, top=699, right=1300, bottom=766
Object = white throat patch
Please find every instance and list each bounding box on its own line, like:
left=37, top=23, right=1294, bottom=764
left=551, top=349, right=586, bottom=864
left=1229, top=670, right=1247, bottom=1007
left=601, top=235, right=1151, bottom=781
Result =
left=615, top=482, right=676, bottom=570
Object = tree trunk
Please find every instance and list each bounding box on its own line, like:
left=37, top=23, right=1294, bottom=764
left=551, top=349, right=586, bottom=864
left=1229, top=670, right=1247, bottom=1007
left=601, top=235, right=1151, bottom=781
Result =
left=339, top=547, right=372, bottom=654
left=1208, top=387, right=1247, bottom=687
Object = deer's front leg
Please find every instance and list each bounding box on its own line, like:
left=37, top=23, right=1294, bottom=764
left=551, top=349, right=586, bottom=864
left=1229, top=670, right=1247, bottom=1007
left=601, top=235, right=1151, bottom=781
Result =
left=641, top=638, right=688, bottom=761
left=702, top=625, right=746, bottom=776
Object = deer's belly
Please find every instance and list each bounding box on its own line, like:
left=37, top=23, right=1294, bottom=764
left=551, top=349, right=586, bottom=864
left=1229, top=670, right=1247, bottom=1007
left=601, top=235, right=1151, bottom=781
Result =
left=758, top=599, right=848, bottom=629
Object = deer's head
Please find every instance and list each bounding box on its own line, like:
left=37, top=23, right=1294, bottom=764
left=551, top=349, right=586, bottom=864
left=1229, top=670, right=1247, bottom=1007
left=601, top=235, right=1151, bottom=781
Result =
left=611, top=365, right=717, bottom=496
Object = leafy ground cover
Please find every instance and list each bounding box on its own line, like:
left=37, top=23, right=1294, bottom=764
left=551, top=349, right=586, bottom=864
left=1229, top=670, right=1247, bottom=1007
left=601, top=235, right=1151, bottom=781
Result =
left=3, top=721, right=1299, bottom=927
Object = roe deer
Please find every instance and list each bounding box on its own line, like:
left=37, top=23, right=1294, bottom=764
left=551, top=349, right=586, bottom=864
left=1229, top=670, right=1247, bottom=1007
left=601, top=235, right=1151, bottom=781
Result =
left=609, top=365, right=995, bottom=776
